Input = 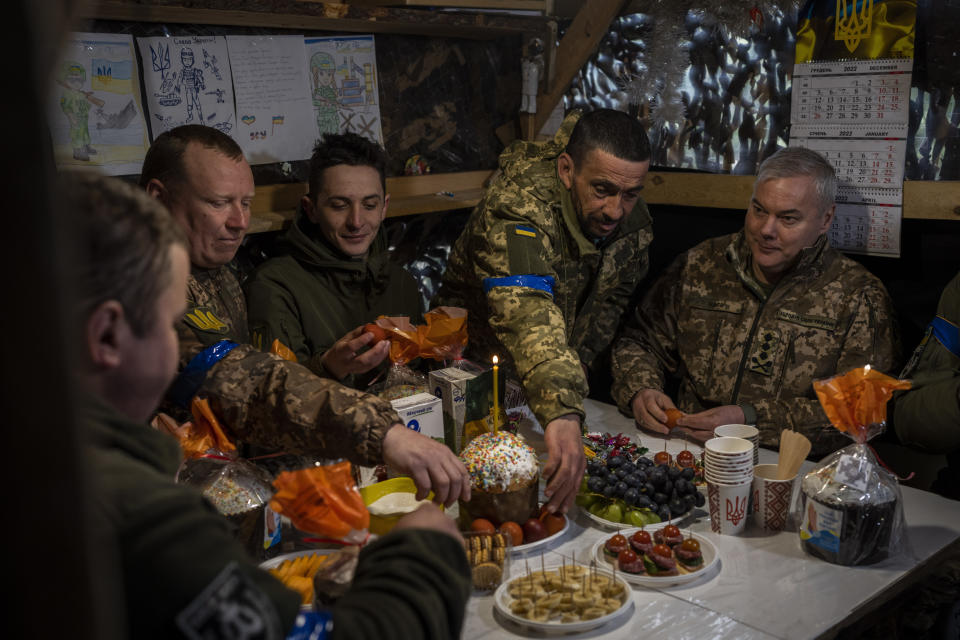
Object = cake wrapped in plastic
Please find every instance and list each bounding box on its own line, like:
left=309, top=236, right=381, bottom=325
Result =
left=798, top=366, right=911, bottom=566
left=459, top=431, right=539, bottom=525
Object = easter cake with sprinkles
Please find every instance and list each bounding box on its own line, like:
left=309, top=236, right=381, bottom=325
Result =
left=459, top=431, right=540, bottom=525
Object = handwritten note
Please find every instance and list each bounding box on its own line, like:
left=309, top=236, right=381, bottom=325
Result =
left=226, top=35, right=315, bottom=164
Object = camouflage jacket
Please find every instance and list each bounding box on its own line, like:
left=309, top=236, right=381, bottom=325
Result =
left=170, top=264, right=401, bottom=464
left=245, top=213, right=421, bottom=387
left=435, top=112, right=653, bottom=428
left=894, top=271, right=960, bottom=453
left=612, top=231, right=899, bottom=458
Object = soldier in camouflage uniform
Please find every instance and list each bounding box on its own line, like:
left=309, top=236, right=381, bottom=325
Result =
left=140, top=125, right=469, bottom=506
left=612, top=147, right=899, bottom=458
left=435, top=109, right=653, bottom=512
left=895, top=271, right=960, bottom=498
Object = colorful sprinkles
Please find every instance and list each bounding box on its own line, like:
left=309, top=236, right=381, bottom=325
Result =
left=459, top=431, right=539, bottom=491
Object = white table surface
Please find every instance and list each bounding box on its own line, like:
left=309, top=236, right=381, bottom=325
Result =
left=461, top=399, right=960, bottom=640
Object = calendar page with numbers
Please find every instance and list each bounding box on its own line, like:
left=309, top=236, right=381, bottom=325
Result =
left=789, top=60, right=911, bottom=257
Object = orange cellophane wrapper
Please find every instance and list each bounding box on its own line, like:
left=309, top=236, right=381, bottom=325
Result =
left=269, top=461, right=370, bottom=539
left=270, top=338, right=297, bottom=362
left=812, top=366, right=911, bottom=443
left=375, top=307, right=468, bottom=364
left=154, top=398, right=237, bottom=458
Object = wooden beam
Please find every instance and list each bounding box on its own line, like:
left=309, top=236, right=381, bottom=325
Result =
left=248, top=170, right=493, bottom=233
left=86, top=0, right=550, bottom=39
left=497, top=0, right=624, bottom=144
left=641, top=172, right=960, bottom=221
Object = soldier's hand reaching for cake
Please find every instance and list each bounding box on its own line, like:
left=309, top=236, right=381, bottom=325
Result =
left=382, top=423, right=471, bottom=508
left=542, top=415, right=586, bottom=514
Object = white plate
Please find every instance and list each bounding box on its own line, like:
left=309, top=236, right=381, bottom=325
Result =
left=509, top=515, right=570, bottom=554
left=259, top=549, right=332, bottom=570
left=494, top=564, right=634, bottom=633
left=591, top=529, right=720, bottom=587
left=581, top=505, right=678, bottom=531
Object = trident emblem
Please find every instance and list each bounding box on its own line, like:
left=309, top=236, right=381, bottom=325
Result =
left=726, top=495, right=748, bottom=526
left=835, top=0, right=873, bottom=53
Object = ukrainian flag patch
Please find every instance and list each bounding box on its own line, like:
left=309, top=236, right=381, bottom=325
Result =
left=514, top=224, right=537, bottom=238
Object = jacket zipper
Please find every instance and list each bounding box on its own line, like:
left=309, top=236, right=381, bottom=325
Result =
left=775, top=333, right=796, bottom=397
left=706, top=320, right=724, bottom=393
left=731, top=298, right=767, bottom=404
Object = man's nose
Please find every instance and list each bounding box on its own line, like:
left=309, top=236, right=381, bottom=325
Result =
left=602, top=195, right=626, bottom=220
left=759, top=213, right=778, bottom=237
left=226, top=202, right=249, bottom=231
left=346, top=204, right=364, bottom=228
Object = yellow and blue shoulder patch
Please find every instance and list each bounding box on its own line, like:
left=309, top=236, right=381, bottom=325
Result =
left=514, top=224, right=537, bottom=238
left=184, top=306, right=229, bottom=334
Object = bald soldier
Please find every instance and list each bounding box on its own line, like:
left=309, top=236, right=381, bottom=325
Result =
left=140, top=125, right=468, bottom=505
left=436, top=109, right=653, bottom=512
left=612, top=147, right=899, bottom=458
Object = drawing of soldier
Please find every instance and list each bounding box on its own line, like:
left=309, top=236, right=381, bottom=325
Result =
left=177, top=47, right=205, bottom=123
left=58, top=62, right=102, bottom=161
left=310, top=51, right=340, bottom=135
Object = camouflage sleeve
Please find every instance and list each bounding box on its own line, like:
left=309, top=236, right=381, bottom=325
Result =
left=751, top=278, right=901, bottom=456
left=894, top=273, right=960, bottom=452
left=474, top=198, right=587, bottom=427
left=245, top=273, right=311, bottom=360
left=611, top=255, right=686, bottom=413
left=199, top=344, right=400, bottom=464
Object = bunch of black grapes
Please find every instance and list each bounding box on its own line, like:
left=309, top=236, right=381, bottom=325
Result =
left=585, top=455, right=705, bottom=521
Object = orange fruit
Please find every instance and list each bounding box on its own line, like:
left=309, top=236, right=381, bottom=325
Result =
left=665, top=408, right=684, bottom=429
left=499, top=521, right=524, bottom=546
left=470, top=518, right=496, bottom=534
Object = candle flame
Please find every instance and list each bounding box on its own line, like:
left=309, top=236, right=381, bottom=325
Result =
left=493, top=355, right=499, bottom=365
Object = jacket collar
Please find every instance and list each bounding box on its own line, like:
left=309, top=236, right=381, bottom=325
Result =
left=727, top=231, right=832, bottom=300
left=282, top=210, right=390, bottom=275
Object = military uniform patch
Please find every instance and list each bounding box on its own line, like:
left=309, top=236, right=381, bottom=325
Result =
left=776, top=309, right=838, bottom=332
left=184, top=306, right=230, bottom=334
left=507, top=223, right=549, bottom=275
left=746, top=327, right=781, bottom=376
left=176, top=562, right=283, bottom=640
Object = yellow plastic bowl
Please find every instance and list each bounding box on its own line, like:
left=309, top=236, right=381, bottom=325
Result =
left=359, top=477, right=439, bottom=536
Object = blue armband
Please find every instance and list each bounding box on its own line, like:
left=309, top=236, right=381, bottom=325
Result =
left=482, top=274, right=555, bottom=297
left=931, top=315, right=960, bottom=359
left=285, top=609, right=333, bottom=640
left=168, top=340, right=240, bottom=408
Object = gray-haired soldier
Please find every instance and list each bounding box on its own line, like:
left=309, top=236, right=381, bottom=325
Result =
left=613, top=147, right=899, bottom=458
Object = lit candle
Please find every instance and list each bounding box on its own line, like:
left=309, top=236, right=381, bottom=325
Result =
left=492, top=355, right=499, bottom=433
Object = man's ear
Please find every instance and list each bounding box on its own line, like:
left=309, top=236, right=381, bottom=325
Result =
left=820, top=203, right=836, bottom=234
left=86, top=300, right=127, bottom=371
left=301, top=195, right=319, bottom=224
left=144, top=178, right=168, bottom=204
left=557, top=152, right=575, bottom=190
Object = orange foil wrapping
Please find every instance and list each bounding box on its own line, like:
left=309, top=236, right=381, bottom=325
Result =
left=270, top=461, right=370, bottom=539
left=812, top=366, right=911, bottom=443
left=367, top=307, right=468, bottom=364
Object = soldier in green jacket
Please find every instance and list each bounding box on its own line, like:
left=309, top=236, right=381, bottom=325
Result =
left=895, top=272, right=960, bottom=499
left=246, top=132, right=421, bottom=387
left=613, top=147, right=899, bottom=458
left=141, top=125, right=468, bottom=507
left=436, top=109, right=653, bottom=512
left=69, top=171, right=471, bottom=640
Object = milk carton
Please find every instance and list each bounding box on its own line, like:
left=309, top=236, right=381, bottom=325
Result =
left=390, top=393, right=444, bottom=445
left=429, top=367, right=476, bottom=453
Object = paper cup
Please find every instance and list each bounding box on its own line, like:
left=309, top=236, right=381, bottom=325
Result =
left=750, top=464, right=797, bottom=532
left=714, top=425, right=759, bottom=465
left=705, top=436, right=753, bottom=457
left=704, top=454, right=753, bottom=470
left=705, top=469, right=753, bottom=485
left=707, top=480, right=752, bottom=535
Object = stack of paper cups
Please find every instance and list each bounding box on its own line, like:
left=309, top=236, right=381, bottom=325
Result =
left=704, top=437, right=754, bottom=535
left=714, top=424, right=759, bottom=465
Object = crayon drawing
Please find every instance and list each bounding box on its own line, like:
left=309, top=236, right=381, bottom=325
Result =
left=137, top=35, right=235, bottom=139
left=48, top=32, right=149, bottom=175
left=304, top=35, right=383, bottom=144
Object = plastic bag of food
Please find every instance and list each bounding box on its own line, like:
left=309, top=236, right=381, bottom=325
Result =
left=312, top=546, right=361, bottom=605
left=797, top=366, right=911, bottom=565
left=156, top=397, right=236, bottom=459
left=270, top=460, right=370, bottom=544
left=177, top=453, right=281, bottom=559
